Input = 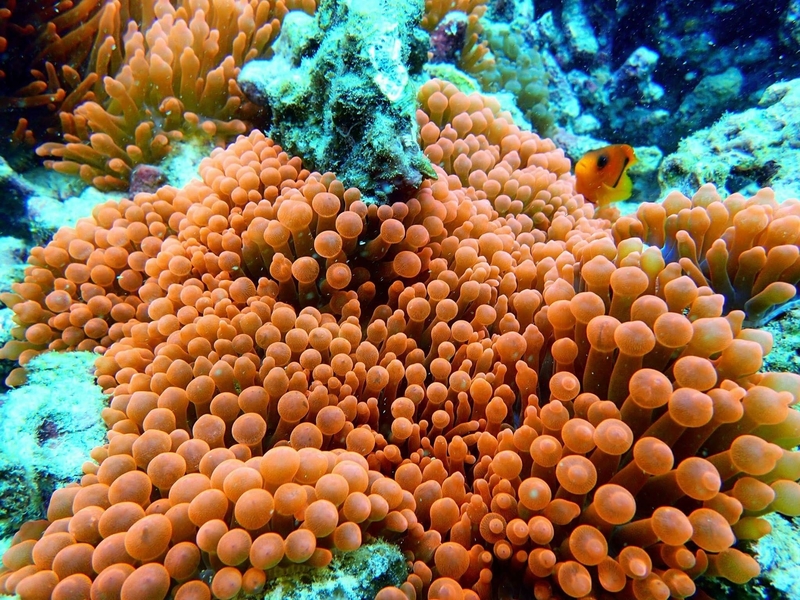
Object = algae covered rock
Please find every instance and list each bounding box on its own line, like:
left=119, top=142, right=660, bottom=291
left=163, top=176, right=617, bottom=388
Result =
left=699, top=513, right=800, bottom=600
left=674, top=67, right=744, bottom=133
left=751, top=513, right=800, bottom=599
left=659, top=78, right=800, bottom=199
left=238, top=0, right=434, bottom=204
left=761, top=306, right=800, bottom=375
left=0, top=351, right=107, bottom=541
left=259, top=540, right=407, bottom=600
left=0, top=156, right=35, bottom=238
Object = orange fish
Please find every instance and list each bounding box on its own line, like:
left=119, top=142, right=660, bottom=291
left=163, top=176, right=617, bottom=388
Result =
left=575, top=144, right=637, bottom=206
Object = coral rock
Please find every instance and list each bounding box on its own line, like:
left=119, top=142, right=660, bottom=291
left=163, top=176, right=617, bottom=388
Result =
left=239, top=0, right=435, bottom=204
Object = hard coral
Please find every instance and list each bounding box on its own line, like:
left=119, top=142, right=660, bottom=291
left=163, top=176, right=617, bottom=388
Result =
left=0, top=81, right=799, bottom=600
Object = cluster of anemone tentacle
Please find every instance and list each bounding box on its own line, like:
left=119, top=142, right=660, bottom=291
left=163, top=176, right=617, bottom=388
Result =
left=0, top=79, right=798, bottom=600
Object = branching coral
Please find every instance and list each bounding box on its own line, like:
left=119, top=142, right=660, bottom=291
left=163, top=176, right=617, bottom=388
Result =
left=0, top=80, right=799, bottom=600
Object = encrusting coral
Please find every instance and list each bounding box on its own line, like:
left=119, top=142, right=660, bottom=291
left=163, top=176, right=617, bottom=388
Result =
left=0, top=78, right=799, bottom=600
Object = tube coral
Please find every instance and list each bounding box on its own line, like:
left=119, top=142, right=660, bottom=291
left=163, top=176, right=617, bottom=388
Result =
left=0, top=79, right=799, bottom=600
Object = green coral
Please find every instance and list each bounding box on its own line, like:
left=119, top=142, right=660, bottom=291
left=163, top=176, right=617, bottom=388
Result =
left=424, top=64, right=481, bottom=94
left=254, top=541, right=407, bottom=600
left=476, top=23, right=552, bottom=135
left=238, top=0, right=434, bottom=204
left=0, top=351, right=107, bottom=542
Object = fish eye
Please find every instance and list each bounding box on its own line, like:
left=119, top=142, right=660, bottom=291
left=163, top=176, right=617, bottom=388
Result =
left=596, top=153, right=608, bottom=169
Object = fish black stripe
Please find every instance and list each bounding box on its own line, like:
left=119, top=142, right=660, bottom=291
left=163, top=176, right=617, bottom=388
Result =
left=611, top=156, right=630, bottom=189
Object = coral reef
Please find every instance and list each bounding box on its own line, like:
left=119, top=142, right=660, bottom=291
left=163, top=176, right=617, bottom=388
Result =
left=0, top=3, right=798, bottom=600
left=527, top=0, right=800, bottom=159
left=261, top=541, right=407, bottom=599
left=0, top=352, right=107, bottom=542
left=659, top=78, right=800, bottom=200
left=1, top=0, right=318, bottom=192
left=0, top=77, right=797, bottom=600
left=239, top=0, right=434, bottom=204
